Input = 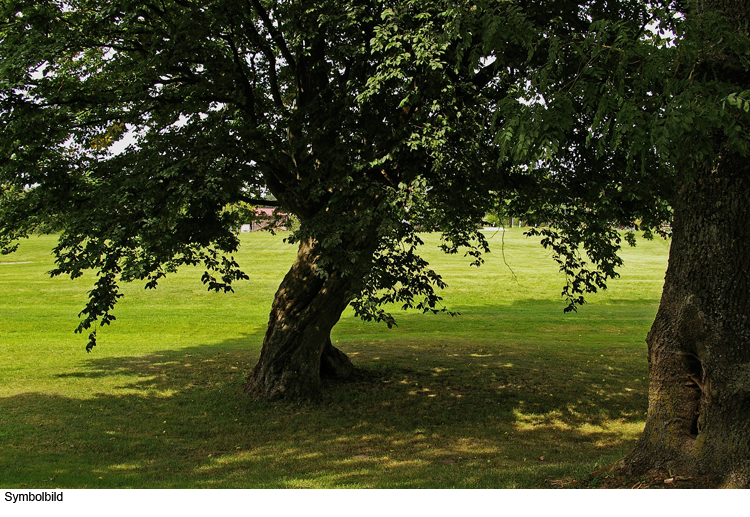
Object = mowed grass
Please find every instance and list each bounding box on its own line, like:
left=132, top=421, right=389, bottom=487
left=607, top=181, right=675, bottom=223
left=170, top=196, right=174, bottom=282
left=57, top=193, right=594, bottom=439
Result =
left=0, top=230, right=669, bottom=488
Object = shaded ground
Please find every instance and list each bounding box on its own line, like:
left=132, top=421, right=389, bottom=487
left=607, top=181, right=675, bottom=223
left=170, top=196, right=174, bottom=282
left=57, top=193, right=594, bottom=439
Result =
left=1, top=329, right=650, bottom=488
left=580, top=469, right=715, bottom=489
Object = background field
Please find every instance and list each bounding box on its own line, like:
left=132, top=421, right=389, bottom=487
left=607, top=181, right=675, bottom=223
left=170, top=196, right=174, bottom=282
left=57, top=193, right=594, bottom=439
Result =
left=0, top=230, right=669, bottom=488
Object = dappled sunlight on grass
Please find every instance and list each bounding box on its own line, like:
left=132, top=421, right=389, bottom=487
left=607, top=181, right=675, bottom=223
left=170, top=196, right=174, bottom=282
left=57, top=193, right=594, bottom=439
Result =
left=512, top=409, right=645, bottom=449
left=0, top=329, right=650, bottom=487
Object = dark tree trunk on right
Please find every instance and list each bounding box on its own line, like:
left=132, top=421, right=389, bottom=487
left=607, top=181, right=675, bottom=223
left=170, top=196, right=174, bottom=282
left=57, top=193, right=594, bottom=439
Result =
left=618, top=0, right=750, bottom=487
left=620, top=146, right=750, bottom=487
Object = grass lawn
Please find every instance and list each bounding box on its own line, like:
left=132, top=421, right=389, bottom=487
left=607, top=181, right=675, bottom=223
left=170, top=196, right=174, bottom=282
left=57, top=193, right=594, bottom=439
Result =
left=0, top=230, right=669, bottom=488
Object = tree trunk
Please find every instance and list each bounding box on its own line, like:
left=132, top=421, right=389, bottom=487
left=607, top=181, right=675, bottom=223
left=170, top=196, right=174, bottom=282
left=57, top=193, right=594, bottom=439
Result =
left=617, top=0, right=750, bottom=487
left=619, top=150, right=750, bottom=487
left=244, top=238, right=357, bottom=401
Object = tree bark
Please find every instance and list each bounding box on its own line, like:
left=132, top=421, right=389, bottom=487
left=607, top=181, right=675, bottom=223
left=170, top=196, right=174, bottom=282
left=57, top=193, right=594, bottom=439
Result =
left=617, top=1, right=750, bottom=487
left=244, top=238, right=357, bottom=401
left=619, top=150, right=750, bottom=487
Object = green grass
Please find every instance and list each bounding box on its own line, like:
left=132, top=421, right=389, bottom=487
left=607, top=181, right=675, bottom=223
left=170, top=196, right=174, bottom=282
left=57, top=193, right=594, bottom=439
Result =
left=0, top=230, right=669, bottom=488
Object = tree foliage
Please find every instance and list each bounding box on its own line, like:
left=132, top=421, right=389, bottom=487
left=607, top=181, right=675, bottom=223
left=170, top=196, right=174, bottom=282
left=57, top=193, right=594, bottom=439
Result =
left=0, top=0, right=510, bottom=349
left=3, top=0, right=747, bottom=343
left=483, top=0, right=747, bottom=312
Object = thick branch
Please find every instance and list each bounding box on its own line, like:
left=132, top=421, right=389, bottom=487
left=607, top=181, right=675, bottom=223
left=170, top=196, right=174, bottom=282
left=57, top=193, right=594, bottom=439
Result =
left=248, top=0, right=297, bottom=70
left=221, top=31, right=258, bottom=125
left=238, top=10, right=288, bottom=112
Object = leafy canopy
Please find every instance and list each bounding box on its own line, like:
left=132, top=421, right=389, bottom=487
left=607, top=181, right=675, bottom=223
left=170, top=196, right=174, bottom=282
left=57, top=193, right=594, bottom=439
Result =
left=5, top=0, right=741, bottom=346
left=1, top=0, right=516, bottom=348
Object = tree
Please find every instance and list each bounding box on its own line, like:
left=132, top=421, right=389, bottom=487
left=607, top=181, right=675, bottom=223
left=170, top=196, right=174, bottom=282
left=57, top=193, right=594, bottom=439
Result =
left=493, top=0, right=750, bottom=486
left=4, top=0, right=747, bottom=486
left=1, top=0, right=521, bottom=400
left=0, top=0, right=646, bottom=402
left=620, top=0, right=750, bottom=488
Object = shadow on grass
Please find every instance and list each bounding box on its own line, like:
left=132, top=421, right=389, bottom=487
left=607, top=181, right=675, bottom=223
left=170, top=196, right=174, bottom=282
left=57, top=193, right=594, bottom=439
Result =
left=0, top=301, right=651, bottom=489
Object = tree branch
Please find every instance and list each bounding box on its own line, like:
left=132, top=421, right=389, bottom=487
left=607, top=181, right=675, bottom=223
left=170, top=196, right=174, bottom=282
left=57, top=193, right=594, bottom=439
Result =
left=238, top=10, right=288, bottom=112
left=248, top=0, right=297, bottom=70
left=236, top=195, right=282, bottom=207
left=221, top=30, right=258, bottom=125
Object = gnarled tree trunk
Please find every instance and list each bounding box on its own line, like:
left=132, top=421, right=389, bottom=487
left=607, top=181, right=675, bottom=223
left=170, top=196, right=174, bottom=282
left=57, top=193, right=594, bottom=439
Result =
left=244, top=238, right=357, bottom=401
left=618, top=0, right=750, bottom=487
left=620, top=150, right=750, bottom=487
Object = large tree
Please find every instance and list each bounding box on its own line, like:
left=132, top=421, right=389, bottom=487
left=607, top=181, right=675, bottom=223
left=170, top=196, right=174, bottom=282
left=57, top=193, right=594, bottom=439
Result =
left=0, top=0, right=530, bottom=399
left=496, top=0, right=750, bottom=486
left=3, top=0, right=748, bottom=486
left=622, top=0, right=750, bottom=487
